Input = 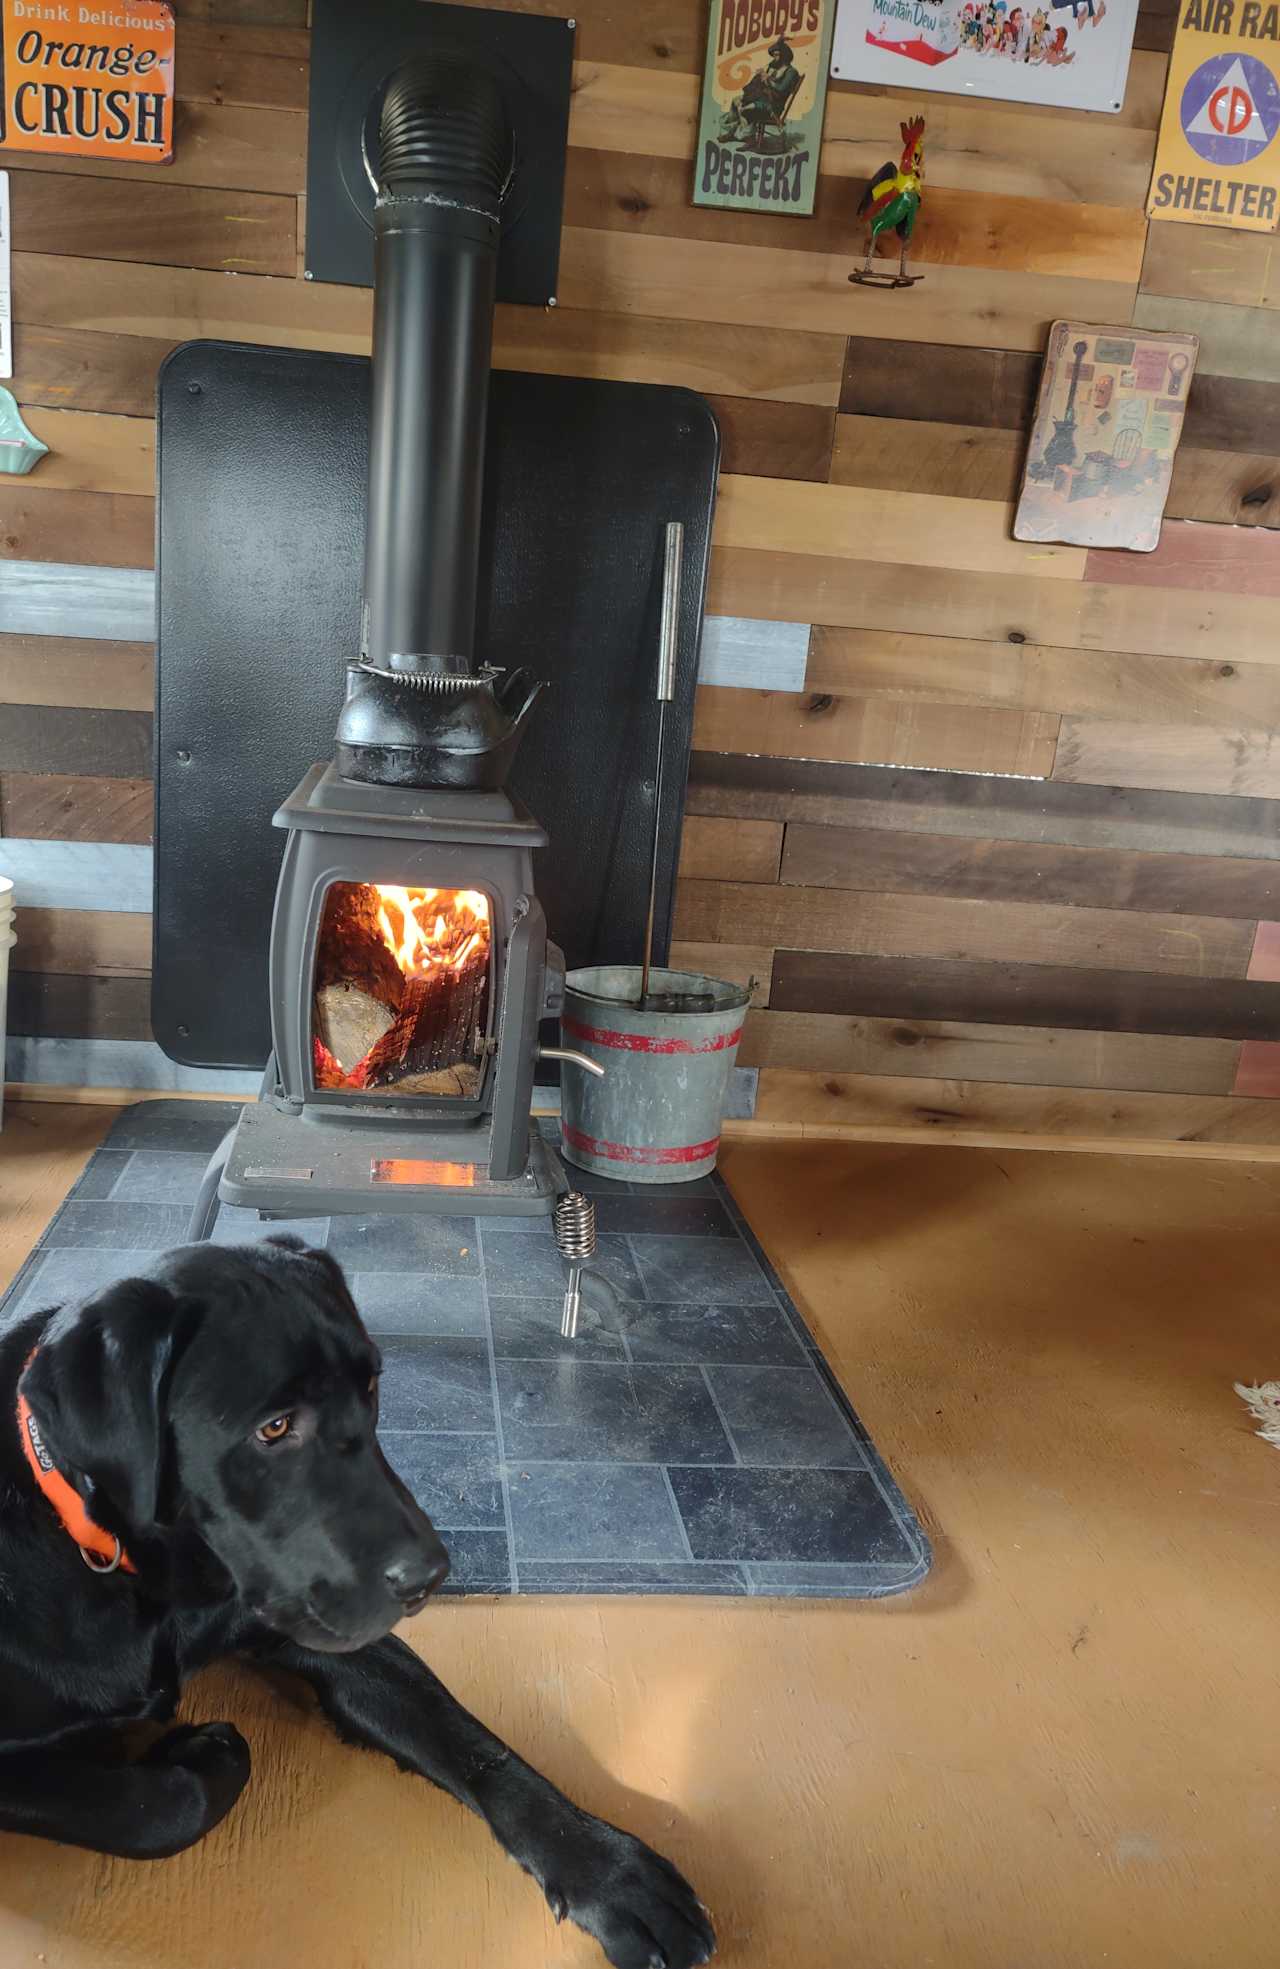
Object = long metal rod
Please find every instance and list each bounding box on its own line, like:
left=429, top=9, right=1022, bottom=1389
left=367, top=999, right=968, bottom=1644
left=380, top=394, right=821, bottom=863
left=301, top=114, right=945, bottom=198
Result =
left=640, top=521, right=683, bottom=1004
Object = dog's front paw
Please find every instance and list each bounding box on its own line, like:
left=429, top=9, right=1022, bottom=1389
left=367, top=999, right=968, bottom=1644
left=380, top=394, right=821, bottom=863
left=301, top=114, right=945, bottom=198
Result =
left=143, top=1722, right=251, bottom=1817
left=544, top=1822, right=715, bottom=1969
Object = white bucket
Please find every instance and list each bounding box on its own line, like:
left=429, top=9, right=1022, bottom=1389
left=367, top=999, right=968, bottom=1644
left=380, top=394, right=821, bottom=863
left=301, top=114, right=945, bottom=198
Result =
left=0, top=877, right=14, bottom=1131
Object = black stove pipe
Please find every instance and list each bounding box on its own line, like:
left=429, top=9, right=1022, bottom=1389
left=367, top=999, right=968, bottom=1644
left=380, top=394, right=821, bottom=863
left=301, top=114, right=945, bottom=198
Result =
left=362, top=57, right=511, bottom=677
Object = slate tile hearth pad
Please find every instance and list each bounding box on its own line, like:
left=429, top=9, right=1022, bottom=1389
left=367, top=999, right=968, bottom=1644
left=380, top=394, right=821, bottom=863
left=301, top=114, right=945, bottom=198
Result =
left=0, top=1104, right=930, bottom=1601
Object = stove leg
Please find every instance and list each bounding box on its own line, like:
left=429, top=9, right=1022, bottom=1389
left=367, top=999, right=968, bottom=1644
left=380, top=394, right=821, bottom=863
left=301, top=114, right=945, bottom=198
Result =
left=186, top=1126, right=237, bottom=1243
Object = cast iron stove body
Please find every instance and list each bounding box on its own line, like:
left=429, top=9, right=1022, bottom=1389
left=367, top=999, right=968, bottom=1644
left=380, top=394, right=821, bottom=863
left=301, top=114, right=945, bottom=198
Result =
left=200, top=43, right=591, bottom=1230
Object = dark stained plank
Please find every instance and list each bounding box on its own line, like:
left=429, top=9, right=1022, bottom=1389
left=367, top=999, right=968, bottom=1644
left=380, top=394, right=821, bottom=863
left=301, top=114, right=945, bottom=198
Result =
left=1135, top=0, right=1178, bottom=48
left=1085, top=521, right=1280, bottom=598
left=173, top=0, right=308, bottom=27
left=0, top=707, right=153, bottom=779
left=770, top=949, right=1280, bottom=1043
left=6, top=970, right=152, bottom=1041
left=840, top=337, right=1041, bottom=429
left=838, top=334, right=1280, bottom=456
left=686, top=753, right=1280, bottom=863
left=7, top=169, right=295, bottom=277
left=0, top=773, right=153, bottom=843
left=831, top=413, right=1280, bottom=527
left=0, top=489, right=154, bottom=570
left=10, top=326, right=173, bottom=418
left=709, top=396, right=834, bottom=482
left=781, top=820, right=1280, bottom=919
left=674, top=878, right=1255, bottom=979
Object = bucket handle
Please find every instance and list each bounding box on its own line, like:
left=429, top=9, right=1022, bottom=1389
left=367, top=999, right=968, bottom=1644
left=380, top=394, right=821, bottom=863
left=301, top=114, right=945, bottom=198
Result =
left=538, top=1046, right=606, bottom=1079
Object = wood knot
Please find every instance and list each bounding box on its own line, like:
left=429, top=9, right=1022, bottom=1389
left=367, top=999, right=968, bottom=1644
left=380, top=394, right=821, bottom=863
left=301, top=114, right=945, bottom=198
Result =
left=1007, top=630, right=1027, bottom=645
left=652, top=39, right=673, bottom=57
left=1220, top=663, right=1235, bottom=678
left=891, top=1027, right=922, bottom=1047
left=1241, top=484, right=1273, bottom=507
left=823, top=1078, right=844, bottom=1098
left=806, top=693, right=835, bottom=717
left=618, top=192, right=650, bottom=216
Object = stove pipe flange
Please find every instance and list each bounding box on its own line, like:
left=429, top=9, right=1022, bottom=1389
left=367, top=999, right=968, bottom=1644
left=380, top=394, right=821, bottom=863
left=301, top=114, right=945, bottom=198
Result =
left=336, top=52, right=543, bottom=791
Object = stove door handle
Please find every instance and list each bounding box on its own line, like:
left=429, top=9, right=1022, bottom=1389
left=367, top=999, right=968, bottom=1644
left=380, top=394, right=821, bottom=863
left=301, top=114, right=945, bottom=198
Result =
left=538, top=1046, right=606, bottom=1079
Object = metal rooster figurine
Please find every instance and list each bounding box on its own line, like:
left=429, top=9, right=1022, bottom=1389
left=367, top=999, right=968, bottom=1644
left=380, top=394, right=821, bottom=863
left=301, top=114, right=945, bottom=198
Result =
left=849, top=116, right=926, bottom=289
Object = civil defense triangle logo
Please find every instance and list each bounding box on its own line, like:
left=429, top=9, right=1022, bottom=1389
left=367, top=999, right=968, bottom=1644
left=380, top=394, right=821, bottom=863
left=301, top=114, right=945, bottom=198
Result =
left=1181, top=52, right=1280, bottom=167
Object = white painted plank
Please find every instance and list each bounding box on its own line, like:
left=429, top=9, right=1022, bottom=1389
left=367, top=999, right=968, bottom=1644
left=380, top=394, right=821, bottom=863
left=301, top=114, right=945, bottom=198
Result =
left=0, top=561, right=154, bottom=640
left=698, top=616, right=808, bottom=691
left=0, top=840, right=152, bottom=912
left=4, top=1036, right=259, bottom=1094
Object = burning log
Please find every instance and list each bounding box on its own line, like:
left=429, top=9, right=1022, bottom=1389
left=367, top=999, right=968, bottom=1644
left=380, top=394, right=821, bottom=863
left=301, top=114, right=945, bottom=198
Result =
left=361, top=948, right=488, bottom=1090
left=315, top=982, right=397, bottom=1076
left=315, top=882, right=404, bottom=1008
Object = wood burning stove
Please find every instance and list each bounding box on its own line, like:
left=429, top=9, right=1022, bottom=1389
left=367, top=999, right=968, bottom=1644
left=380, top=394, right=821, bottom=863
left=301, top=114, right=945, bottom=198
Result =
left=192, top=46, right=602, bottom=1240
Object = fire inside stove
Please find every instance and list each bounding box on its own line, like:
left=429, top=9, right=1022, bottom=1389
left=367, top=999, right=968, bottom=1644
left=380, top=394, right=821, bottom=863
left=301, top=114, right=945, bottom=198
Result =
left=312, top=882, right=492, bottom=1098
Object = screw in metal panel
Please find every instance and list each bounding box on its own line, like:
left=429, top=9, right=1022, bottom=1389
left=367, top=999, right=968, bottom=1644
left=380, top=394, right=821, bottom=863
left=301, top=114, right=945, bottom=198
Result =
left=304, top=269, right=314, bottom=281
left=186, top=382, right=202, bottom=396
left=176, top=748, right=191, bottom=764
left=547, top=295, right=558, bottom=308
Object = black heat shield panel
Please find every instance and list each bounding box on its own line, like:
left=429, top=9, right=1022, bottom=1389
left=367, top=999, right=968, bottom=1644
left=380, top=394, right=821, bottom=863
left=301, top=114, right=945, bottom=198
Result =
left=154, top=343, right=718, bottom=1071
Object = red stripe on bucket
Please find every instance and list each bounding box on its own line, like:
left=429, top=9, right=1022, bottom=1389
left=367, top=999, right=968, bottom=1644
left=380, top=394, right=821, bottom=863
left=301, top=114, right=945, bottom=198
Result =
left=562, top=1016, right=743, bottom=1056
left=562, top=1124, right=720, bottom=1167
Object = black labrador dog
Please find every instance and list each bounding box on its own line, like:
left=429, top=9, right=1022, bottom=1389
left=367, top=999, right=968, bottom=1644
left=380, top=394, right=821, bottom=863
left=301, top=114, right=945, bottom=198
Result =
left=0, top=1236, right=714, bottom=1969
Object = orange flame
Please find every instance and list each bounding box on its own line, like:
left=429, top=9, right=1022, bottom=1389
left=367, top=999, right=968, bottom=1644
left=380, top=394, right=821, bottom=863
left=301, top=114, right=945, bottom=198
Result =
left=373, top=885, right=491, bottom=976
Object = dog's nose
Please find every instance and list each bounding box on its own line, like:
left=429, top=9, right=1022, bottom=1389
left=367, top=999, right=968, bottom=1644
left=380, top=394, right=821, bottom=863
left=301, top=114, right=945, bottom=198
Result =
left=386, top=1547, right=450, bottom=1611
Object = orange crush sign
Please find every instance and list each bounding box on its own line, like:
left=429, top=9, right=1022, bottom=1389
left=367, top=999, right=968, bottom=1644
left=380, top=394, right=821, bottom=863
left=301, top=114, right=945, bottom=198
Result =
left=0, top=0, right=174, bottom=163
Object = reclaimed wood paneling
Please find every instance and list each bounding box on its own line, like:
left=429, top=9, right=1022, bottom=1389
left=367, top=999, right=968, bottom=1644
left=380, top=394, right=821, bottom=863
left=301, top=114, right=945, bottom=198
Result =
left=675, top=879, right=1255, bottom=979
left=709, top=398, right=834, bottom=482
left=1232, top=1039, right=1280, bottom=1096
left=15, top=908, right=151, bottom=977
left=1141, top=221, right=1280, bottom=311
left=715, top=476, right=1086, bottom=581
left=677, top=817, right=783, bottom=885
left=0, top=489, right=154, bottom=570
left=11, top=409, right=154, bottom=497
left=5, top=970, right=153, bottom=1041
left=10, top=326, right=173, bottom=417
left=0, top=561, right=153, bottom=640
left=0, top=637, right=153, bottom=713
left=806, top=626, right=1280, bottom=729
left=739, top=1009, right=1240, bottom=1095
left=1248, top=921, right=1280, bottom=980
left=13, top=102, right=305, bottom=196
left=1053, top=720, right=1280, bottom=800
left=709, top=548, right=1280, bottom=666
left=688, top=753, right=1280, bottom=862
left=780, top=822, right=1280, bottom=919
left=0, top=774, right=152, bottom=844
left=693, top=688, right=1061, bottom=778
left=1132, top=294, right=1280, bottom=383
left=176, top=22, right=309, bottom=111
left=1084, top=522, right=1280, bottom=597
left=8, top=170, right=296, bottom=277
left=752, top=1070, right=1280, bottom=1147
left=770, top=949, right=1280, bottom=1043
left=0, top=707, right=152, bottom=779
left=830, top=414, right=1280, bottom=528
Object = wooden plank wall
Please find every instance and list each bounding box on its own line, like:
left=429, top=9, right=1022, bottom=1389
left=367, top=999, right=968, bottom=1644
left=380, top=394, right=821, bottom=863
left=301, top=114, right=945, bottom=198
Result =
left=5, top=0, right=1280, bottom=1147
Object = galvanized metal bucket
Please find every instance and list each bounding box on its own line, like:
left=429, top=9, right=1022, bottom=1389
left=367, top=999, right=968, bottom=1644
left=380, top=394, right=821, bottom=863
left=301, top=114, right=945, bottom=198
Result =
left=560, top=966, right=750, bottom=1184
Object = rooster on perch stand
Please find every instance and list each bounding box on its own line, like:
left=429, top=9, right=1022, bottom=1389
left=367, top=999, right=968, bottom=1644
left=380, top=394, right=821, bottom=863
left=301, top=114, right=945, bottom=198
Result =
left=849, top=115, right=926, bottom=289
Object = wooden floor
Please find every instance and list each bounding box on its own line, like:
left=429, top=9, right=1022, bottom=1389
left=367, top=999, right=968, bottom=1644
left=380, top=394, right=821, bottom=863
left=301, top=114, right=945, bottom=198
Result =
left=2, top=1103, right=1279, bottom=1968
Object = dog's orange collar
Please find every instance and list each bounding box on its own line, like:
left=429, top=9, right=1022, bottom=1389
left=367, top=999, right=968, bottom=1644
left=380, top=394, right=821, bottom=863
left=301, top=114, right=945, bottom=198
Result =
left=16, top=1366, right=136, bottom=1576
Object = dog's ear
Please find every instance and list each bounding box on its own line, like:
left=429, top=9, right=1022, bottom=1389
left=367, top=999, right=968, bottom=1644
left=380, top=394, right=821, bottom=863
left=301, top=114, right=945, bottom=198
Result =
left=19, top=1277, right=195, bottom=1535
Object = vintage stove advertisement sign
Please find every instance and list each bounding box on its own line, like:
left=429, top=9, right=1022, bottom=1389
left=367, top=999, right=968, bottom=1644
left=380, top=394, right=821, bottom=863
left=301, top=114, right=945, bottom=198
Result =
left=831, top=0, right=1139, bottom=111
left=1147, top=2, right=1280, bottom=230
left=0, top=0, right=174, bottom=162
left=694, top=0, right=837, bottom=214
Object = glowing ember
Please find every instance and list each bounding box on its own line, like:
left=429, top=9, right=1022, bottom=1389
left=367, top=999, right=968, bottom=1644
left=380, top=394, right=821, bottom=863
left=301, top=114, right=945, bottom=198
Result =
left=373, top=885, right=490, bottom=976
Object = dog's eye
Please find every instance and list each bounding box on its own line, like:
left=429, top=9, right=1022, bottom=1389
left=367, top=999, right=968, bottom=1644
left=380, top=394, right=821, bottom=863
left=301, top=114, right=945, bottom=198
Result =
left=256, top=1414, right=293, bottom=1445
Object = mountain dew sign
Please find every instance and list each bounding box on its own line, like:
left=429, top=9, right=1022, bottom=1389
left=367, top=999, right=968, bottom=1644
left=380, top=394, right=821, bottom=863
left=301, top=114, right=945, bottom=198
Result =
left=1148, top=0, right=1280, bottom=228
left=693, top=0, right=836, bottom=214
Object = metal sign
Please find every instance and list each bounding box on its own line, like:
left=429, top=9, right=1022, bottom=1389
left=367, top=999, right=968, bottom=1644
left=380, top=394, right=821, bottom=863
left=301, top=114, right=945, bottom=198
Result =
left=694, top=0, right=837, bottom=213
left=831, top=0, right=1140, bottom=113
left=1148, top=4, right=1280, bottom=228
left=0, top=0, right=175, bottom=163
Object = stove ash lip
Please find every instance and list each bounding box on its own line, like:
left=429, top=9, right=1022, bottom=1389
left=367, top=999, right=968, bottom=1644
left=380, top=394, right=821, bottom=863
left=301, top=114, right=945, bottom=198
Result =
left=341, top=48, right=542, bottom=795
